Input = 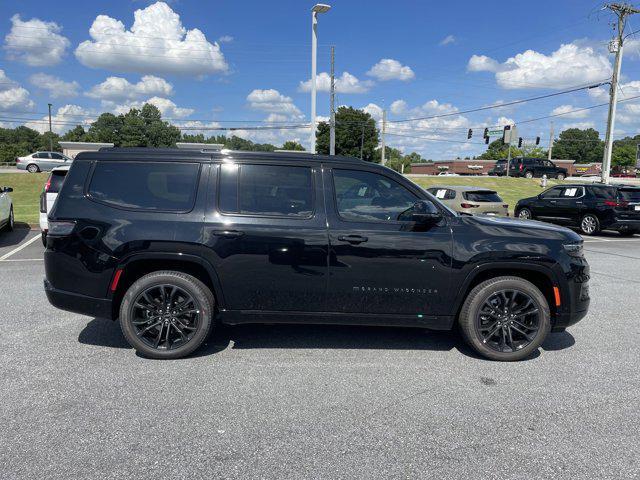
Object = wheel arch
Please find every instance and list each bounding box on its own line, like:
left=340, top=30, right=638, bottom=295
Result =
left=452, top=262, right=560, bottom=322
left=110, top=252, right=226, bottom=320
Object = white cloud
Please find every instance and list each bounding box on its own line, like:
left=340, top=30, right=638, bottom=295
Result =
left=218, top=35, right=234, bottom=43
left=86, top=75, right=173, bottom=102
left=4, top=14, right=70, bottom=66
left=0, top=70, right=35, bottom=112
left=298, top=72, right=373, bottom=94
left=246, top=89, right=303, bottom=119
left=439, top=35, right=456, bottom=46
left=175, top=120, right=222, bottom=136
left=25, top=104, right=92, bottom=134
left=361, top=103, right=383, bottom=120
left=560, top=121, right=596, bottom=130
left=29, top=73, right=80, bottom=99
left=112, top=96, right=194, bottom=118
left=468, top=42, right=612, bottom=89
left=366, top=59, right=415, bottom=81
left=496, top=116, right=515, bottom=126
left=75, top=1, right=228, bottom=76
left=390, top=99, right=408, bottom=115
left=550, top=104, right=589, bottom=119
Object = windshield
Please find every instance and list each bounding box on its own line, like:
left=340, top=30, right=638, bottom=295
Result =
left=47, top=171, right=67, bottom=193
left=619, top=188, right=640, bottom=202
left=463, top=191, right=502, bottom=202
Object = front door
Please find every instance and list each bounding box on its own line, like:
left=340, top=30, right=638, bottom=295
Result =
left=535, top=186, right=563, bottom=220
left=203, top=161, right=328, bottom=312
left=324, top=167, right=452, bottom=316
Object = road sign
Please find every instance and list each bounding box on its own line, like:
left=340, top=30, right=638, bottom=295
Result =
left=487, top=128, right=503, bottom=136
left=503, top=126, right=518, bottom=145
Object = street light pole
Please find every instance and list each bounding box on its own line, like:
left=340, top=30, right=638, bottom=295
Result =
left=310, top=4, right=331, bottom=154
left=47, top=103, right=53, bottom=152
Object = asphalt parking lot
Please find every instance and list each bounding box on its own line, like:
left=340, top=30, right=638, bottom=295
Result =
left=1, top=229, right=639, bottom=479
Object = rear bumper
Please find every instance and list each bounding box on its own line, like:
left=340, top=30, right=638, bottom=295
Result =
left=609, top=218, right=640, bottom=230
left=44, top=279, right=112, bottom=319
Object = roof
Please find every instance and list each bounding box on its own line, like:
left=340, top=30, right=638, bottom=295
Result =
left=51, top=165, right=71, bottom=172
left=427, top=185, right=497, bottom=192
left=75, top=147, right=366, bottom=165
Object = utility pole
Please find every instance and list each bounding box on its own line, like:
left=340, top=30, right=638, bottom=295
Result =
left=47, top=103, right=53, bottom=152
left=359, top=123, right=365, bottom=160
left=602, top=3, right=640, bottom=184
left=329, top=45, right=336, bottom=156
left=381, top=109, right=387, bottom=166
left=548, top=121, right=554, bottom=161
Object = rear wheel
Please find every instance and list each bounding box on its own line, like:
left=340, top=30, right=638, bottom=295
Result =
left=26, top=164, right=39, bottom=173
left=3, top=207, right=14, bottom=232
left=618, top=227, right=638, bottom=237
left=119, top=271, right=214, bottom=359
left=524, top=171, right=534, bottom=179
left=580, top=214, right=600, bottom=235
left=458, top=276, right=551, bottom=361
left=556, top=173, right=565, bottom=180
left=517, top=207, right=533, bottom=220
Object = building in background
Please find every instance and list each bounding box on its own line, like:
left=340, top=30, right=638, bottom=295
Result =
left=59, top=142, right=114, bottom=159
left=409, top=159, right=599, bottom=176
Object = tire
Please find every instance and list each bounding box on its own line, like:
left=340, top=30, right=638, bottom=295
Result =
left=556, top=173, right=565, bottom=181
left=119, top=270, right=214, bottom=359
left=579, top=214, right=600, bottom=236
left=26, top=164, right=40, bottom=173
left=3, top=207, right=14, bottom=232
left=41, top=231, right=47, bottom=246
left=458, top=276, right=551, bottom=361
left=524, top=171, right=534, bottom=179
left=517, top=207, right=533, bottom=220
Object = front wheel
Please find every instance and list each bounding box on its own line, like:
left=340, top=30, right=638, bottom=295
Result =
left=119, top=271, right=214, bottom=359
left=458, top=276, right=551, bottom=361
left=580, top=214, right=600, bottom=236
left=26, top=164, right=40, bottom=173
left=3, top=207, right=14, bottom=232
left=517, top=207, right=533, bottom=220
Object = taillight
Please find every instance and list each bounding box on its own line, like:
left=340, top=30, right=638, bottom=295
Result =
left=519, top=164, right=523, bottom=171
left=44, top=177, right=52, bottom=192
left=48, top=220, right=76, bottom=236
left=39, top=192, right=47, bottom=213
left=503, top=204, right=509, bottom=209
left=460, top=203, right=479, bottom=208
left=604, top=200, right=628, bottom=207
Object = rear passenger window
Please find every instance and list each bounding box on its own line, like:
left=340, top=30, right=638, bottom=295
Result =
left=428, top=188, right=456, bottom=200
left=88, top=161, right=200, bottom=211
left=219, top=164, right=313, bottom=217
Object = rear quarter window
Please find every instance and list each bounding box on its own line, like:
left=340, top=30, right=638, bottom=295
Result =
left=463, top=191, right=502, bottom=202
left=88, top=161, right=200, bottom=212
left=618, top=188, right=640, bottom=202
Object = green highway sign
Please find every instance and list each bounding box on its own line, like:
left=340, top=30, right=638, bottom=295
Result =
left=487, top=128, right=503, bottom=136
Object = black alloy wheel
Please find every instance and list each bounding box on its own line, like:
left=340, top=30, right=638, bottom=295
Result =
left=458, top=276, right=550, bottom=361
left=119, top=271, right=214, bottom=359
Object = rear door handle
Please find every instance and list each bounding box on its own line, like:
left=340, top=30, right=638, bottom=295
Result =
left=211, top=229, right=244, bottom=238
left=337, top=234, right=368, bottom=244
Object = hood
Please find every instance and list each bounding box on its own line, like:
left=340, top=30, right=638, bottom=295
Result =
left=463, top=213, right=582, bottom=242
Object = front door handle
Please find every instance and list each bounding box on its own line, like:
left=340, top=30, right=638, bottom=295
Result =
left=211, top=229, right=244, bottom=238
left=337, top=234, right=368, bottom=244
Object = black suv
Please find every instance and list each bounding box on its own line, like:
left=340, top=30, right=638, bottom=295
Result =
left=44, top=148, right=590, bottom=361
left=515, top=183, right=640, bottom=235
left=491, top=157, right=568, bottom=179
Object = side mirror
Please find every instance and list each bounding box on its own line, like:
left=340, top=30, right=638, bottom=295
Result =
left=410, top=200, right=442, bottom=224
left=2, top=186, right=13, bottom=193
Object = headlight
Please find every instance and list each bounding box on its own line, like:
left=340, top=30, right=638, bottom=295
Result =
left=563, top=242, right=584, bottom=258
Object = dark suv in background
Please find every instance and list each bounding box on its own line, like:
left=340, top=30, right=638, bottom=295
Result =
left=516, top=183, right=640, bottom=235
left=44, top=148, right=590, bottom=361
left=490, top=157, right=568, bottom=179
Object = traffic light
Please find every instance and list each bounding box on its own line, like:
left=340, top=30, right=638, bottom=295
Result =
left=503, top=125, right=511, bottom=143
left=467, top=129, right=473, bottom=139
left=535, top=136, right=540, bottom=145
left=485, top=136, right=490, bottom=144
left=483, top=127, right=489, bottom=138
left=518, top=137, right=523, bottom=148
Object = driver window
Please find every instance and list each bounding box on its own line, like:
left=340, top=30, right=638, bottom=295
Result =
left=333, top=169, right=418, bottom=222
left=540, top=187, right=562, bottom=199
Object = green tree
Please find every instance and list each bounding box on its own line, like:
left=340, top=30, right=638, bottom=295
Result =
left=316, top=106, right=379, bottom=161
left=611, top=140, right=638, bottom=167
left=61, top=125, right=88, bottom=142
left=281, top=140, right=305, bottom=151
left=86, top=113, right=123, bottom=144
left=552, top=128, right=604, bottom=163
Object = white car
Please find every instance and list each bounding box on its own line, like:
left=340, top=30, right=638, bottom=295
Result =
left=437, top=172, right=459, bottom=176
left=40, top=166, right=70, bottom=244
left=16, top=151, right=73, bottom=173
left=0, top=185, right=14, bottom=232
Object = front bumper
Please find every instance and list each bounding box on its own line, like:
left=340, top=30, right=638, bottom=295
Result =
left=44, top=279, right=113, bottom=319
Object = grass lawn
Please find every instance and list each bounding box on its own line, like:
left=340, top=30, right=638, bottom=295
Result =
left=409, top=176, right=566, bottom=215
left=0, top=172, right=48, bottom=226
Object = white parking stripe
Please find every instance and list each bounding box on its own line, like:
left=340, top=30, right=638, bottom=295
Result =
left=1, top=258, right=43, bottom=262
left=0, top=234, right=41, bottom=261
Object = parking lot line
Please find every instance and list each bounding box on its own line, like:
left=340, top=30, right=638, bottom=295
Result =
left=1, top=258, right=43, bottom=262
left=0, top=234, right=41, bottom=261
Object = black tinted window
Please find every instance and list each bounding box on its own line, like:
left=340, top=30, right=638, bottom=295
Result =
left=619, top=188, right=640, bottom=202
left=590, top=186, right=616, bottom=199
left=35, top=152, right=49, bottom=159
left=50, top=153, right=63, bottom=159
left=559, top=187, right=583, bottom=197
left=89, top=161, right=199, bottom=211
left=540, top=187, right=562, bottom=199
left=47, top=170, right=67, bottom=193
left=333, top=169, right=417, bottom=222
left=463, top=191, right=502, bottom=202
left=219, top=164, right=313, bottom=217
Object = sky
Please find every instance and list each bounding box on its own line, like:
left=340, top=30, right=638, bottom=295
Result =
left=0, top=0, right=639, bottom=159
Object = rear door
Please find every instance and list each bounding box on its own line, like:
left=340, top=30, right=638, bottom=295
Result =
left=324, top=166, right=452, bottom=316
left=617, top=187, right=640, bottom=220
left=203, top=161, right=328, bottom=312
left=552, top=186, right=585, bottom=224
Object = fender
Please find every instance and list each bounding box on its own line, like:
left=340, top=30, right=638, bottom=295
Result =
left=450, top=259, right=564, bottom=317
left=115, top=251, right=227, bottom=309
